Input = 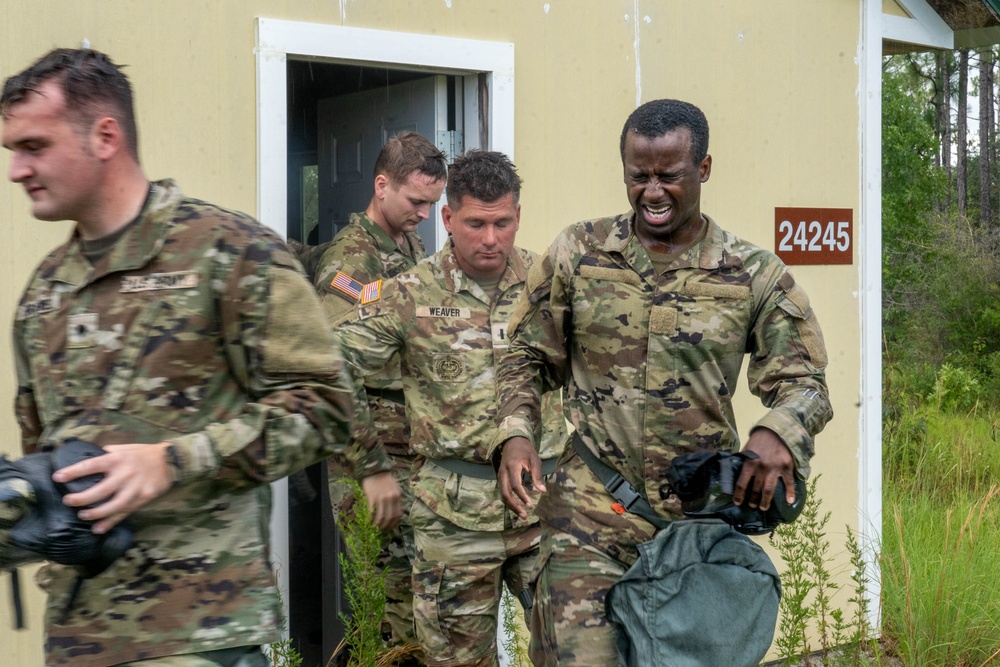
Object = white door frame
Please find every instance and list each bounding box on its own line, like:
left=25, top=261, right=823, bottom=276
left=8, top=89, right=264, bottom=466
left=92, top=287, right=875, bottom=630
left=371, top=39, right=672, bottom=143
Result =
left=860, top=0, right=884, bottom=629
left=254, top=15, right=514, bottom=626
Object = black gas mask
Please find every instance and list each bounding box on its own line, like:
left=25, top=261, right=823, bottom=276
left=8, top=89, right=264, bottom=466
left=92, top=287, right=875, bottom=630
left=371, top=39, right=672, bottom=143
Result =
left=666, top=449, right=807, bottom=536
left=1, top=439, right=135, bottom=627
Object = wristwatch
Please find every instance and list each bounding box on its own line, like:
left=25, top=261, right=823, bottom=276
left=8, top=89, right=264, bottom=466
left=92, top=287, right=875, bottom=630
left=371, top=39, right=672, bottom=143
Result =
left=164, top=442, right=183, bottom=484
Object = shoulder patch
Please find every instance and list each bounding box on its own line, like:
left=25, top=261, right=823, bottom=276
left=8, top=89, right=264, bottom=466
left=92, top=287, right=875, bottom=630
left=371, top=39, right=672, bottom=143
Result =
left=330, top=271, right=363, bottom=302
left=360, top=279, right=382, bottom=305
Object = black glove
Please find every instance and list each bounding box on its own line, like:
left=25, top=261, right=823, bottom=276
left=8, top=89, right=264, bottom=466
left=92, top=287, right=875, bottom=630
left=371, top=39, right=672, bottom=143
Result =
left=666, top=449, right=807, bottom=536
left=2, top=440, right=134, bottom=577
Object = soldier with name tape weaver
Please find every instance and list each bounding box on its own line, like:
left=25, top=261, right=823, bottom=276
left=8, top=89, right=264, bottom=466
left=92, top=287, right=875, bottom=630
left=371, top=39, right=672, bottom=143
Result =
left=333, top=151, right=567, bottom=667
left=310, top=131, right=447, bottom=659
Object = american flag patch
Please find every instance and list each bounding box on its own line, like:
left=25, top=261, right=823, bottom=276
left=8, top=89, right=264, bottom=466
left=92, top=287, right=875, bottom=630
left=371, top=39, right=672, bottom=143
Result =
left=331, top=272, right=363, bottom=301
left=361, top=280, right=382, bottom=304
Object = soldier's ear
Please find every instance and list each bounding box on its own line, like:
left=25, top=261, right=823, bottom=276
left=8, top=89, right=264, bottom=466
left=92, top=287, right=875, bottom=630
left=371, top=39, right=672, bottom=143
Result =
left=442, top=205, right=454, bottom=234
left=373, top=174, right=390, bottom=200
left=699, top=154, right=712, bottom=183
left=90, top=116, right=123, bottom=161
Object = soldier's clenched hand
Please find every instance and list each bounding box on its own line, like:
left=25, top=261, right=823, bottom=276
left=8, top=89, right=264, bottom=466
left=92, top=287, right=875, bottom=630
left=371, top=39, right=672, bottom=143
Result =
left=361, top=471, right=403, bottom=531
left=496, top=437, right=546, bottom=520
left=733, top=427, right=796, bottom=511
left=53, top=442, right=174, bottom=534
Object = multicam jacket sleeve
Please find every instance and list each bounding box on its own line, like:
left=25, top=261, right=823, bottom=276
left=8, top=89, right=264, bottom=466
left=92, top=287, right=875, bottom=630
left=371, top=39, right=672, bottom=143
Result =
left=496, top=213, right=832, bottom=506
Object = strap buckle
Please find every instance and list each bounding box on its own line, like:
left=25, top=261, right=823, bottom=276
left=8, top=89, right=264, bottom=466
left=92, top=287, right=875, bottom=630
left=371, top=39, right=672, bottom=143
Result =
left=606, top=473, right=642, bottom=513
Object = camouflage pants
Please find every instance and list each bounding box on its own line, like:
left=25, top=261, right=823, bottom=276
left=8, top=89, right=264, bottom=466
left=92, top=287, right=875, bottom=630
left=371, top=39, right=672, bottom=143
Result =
left=410, top=498, right=539, bottom=667
left=114, top=645, right=268, bottom=667
left=329, top=453, right=418, bottom=653
left=529, top=525, right=626, bottom=667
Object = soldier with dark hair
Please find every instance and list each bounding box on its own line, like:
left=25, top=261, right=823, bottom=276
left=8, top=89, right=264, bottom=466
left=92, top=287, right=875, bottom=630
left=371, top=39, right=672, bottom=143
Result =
left=310, top=131, right=447, bottom=658
left=333, top=150, right=566, bottom=667
left=1, top=48, right=399, bottom=667
left=494, top=98, right=832, bottom=665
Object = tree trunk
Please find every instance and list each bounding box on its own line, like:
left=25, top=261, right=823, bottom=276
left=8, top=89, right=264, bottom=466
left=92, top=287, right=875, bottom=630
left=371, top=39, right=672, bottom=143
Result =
left=958, top=49, right=969, bottom=217
left=940, top=51, right=952, bottom=211
left=980, top=48, right=993, bottom=225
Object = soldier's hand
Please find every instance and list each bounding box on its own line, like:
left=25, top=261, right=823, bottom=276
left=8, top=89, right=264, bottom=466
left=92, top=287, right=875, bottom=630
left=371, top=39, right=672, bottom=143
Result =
left=53, top=442, right=174, bottom=535
left=733, top=428, right=796, bottom=512
left=361, top=471, right=402, bottom=531
left=496, top=437, right=545, bottom=520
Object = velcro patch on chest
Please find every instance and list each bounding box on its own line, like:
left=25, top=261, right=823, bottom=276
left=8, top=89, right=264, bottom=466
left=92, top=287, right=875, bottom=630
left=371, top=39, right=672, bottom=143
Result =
left=17, top=293, right=61, bottom=320
left=120, top=271, right=199, bottom=293
left=67, top=312, right=99, bottom=348
left=649, top=306, right=678, bottom=335
left=682, top=282, right=751, bottom=300
left=330, top=271, right=364, bottom=302
left=492, top=322, right=510, bottom=348
left=416, top=306, right=472, bottom=318
left=578, top=265, right=641, bottom=285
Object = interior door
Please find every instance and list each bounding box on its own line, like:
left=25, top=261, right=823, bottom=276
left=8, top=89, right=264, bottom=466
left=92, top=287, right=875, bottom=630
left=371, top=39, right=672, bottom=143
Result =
left=317, top=75, right=451, bottom=250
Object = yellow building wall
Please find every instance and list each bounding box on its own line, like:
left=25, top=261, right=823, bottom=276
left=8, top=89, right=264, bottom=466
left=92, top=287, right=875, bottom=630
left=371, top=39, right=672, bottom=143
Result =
left=884, top=0, right=910, bottom=18
left=1, top=1, right=864, bottom=663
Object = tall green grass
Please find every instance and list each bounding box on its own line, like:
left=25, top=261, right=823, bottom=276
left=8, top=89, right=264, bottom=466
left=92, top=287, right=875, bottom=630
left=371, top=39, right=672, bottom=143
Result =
left=880, top=367, right=1000, bottom=666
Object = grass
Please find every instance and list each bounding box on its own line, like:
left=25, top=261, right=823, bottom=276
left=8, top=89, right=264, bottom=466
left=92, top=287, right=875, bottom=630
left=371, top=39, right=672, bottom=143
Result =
left=770, top=362, right=1000, bottom=666
left=880, top=477, right=1000, bottom=666
left=876, top=369, right=1000, bottom=666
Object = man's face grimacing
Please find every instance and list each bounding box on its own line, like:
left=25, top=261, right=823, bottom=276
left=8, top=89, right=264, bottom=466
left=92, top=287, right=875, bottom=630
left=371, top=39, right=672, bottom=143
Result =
left=623, top=127, right=712, bottom=249
left=442, top=193, right=520, bottom=278
left=2, top=80, right=105, bottom=223
left=375, top=170, right=446, bottom=239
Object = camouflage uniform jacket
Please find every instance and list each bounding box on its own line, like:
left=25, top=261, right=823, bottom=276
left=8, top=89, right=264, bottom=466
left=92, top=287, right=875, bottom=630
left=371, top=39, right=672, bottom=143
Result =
left=313, top=212, right=427, bottom=451
left=335, top=243, right=567, bottom=532
left=495, top=214, right=831, bottom=544
left=9, top=180, right=388, bottom=667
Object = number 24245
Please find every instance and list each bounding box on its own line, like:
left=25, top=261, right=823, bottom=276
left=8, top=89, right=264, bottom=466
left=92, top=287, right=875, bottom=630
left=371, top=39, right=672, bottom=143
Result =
left=777, top=219, right=850, bottom=253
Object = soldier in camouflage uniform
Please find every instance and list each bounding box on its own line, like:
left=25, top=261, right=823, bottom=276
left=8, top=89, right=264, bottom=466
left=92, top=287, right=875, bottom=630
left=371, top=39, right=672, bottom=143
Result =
left=334, top=151, right=567, bottom=667
left=0, top=48, right=400, bottom=667
left=494, top=99, right=833, bottom=665
left=312, top=132, right=447, bottom=657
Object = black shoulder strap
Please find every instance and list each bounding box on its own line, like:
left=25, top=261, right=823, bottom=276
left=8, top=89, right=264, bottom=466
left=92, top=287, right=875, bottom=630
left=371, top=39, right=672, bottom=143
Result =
left=571, top=434, right=671, bottom=531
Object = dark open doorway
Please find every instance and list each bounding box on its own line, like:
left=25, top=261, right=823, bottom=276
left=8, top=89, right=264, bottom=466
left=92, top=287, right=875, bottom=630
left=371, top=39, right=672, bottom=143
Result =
left=284, top=58, right=463, bottom=667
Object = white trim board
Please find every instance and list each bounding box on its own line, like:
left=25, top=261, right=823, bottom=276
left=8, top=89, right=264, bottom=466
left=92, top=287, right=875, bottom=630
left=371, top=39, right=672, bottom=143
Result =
left=883, top=0, right=953, bottom=49
left=860, top=0, right=884, bottom=630
left=254, top=15, right=515, bottom=635
left=255, top=17, right=515, bottom=240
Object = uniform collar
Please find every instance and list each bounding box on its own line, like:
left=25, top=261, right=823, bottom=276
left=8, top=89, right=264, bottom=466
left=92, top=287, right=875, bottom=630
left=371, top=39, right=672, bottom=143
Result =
left=439, top=239, right=528, bottom=296
left=353, top=211, right=424, bottom=259
left=44, top=179, right=182, bottom=289
left=604, top=212, right=740, bottom=275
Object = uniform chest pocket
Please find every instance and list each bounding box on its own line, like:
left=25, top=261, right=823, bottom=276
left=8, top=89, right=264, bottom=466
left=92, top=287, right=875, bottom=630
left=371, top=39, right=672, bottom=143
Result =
left=105, top=297, right=226, bottom=432
left=673, top=283, right=753, bottom=352
left=571, top=267, right=648, bottom=369
left=102, top=301, right=170, bottom=410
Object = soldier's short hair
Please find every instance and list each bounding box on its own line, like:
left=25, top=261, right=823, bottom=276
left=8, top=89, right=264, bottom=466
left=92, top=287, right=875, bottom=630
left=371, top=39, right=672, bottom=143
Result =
left=619, top=99, right=710, bottom=164
left=1, top=48, right=139, bottom=161
left=445, top=150, right=522, bottom=208
left=374, top=131, right=448, bottom=186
